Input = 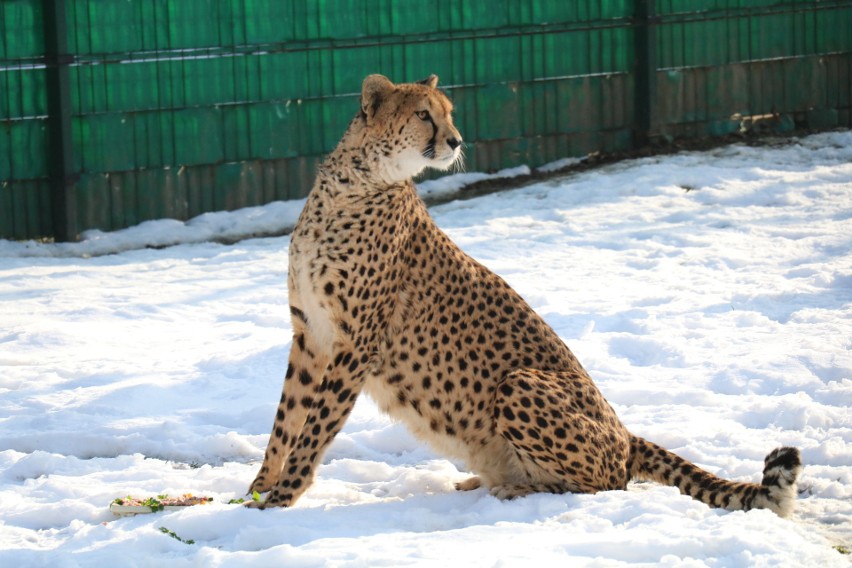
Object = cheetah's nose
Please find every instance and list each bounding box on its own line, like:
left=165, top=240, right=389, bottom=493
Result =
left=447, top=137, right=461, bottom=150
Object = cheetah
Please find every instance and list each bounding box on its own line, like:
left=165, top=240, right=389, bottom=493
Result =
left=247, top=74, right=801, bottom=516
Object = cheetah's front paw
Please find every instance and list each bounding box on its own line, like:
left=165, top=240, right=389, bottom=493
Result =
left=247, top=475, right=274, bottom=496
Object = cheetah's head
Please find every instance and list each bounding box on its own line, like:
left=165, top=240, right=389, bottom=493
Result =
left=360, top=74, right=463, bottom=184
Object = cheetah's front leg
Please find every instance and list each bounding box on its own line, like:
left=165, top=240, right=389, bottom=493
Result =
left=248, top=324, right=332, bottom=496
left=253, top=348, right=368, bottom=508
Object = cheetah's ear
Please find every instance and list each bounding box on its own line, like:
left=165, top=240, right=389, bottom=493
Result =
left=361, top=74, right=394, bottom=121
left=417, top=74, right=439, bottom=88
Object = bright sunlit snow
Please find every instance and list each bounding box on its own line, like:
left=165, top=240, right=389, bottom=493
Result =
left=1, top=131, right=850, bottom=567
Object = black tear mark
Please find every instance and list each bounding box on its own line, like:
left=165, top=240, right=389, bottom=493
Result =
left=422, top=115, right=438, bottom=159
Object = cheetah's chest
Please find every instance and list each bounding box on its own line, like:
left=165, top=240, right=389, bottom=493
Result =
left=288, top=188, right=408, bottom=352
left=288, top=219, right=340, bottom=351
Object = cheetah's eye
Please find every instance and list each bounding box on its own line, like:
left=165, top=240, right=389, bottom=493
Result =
left=416, top=110, right=430, bottom=121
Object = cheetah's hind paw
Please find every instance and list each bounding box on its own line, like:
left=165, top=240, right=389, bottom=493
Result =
left=455, top=476, right=482, bottom=491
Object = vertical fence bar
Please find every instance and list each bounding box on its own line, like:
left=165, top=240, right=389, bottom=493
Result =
left=633, top=0, right=657, bottom=147
left=43, top=0, right=78, bottom=241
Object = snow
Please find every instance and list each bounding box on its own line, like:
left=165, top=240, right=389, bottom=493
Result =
left=417, top=165, right=532, bottom=200
left=1, top=131, right=851, bottom=567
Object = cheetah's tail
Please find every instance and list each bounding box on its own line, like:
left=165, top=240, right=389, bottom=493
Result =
left=627, top=436, right=801, bottom=517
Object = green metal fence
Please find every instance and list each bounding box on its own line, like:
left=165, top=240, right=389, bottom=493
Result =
left=1, top=0, right=850, bottom=242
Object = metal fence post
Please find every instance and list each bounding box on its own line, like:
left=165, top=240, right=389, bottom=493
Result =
left=633, top=0, right=657, bottom=148
left=43, top=0, right=78, bottom=242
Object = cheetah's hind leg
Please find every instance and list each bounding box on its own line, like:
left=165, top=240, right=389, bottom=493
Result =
left=492, top=368, right=632, bottom=497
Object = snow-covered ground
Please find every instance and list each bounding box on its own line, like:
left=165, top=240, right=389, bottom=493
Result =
left=1, top=131, right=850, bottom=567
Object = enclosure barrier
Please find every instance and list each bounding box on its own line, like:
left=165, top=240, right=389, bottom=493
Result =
left=1, top=0, right=850, bottom=241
